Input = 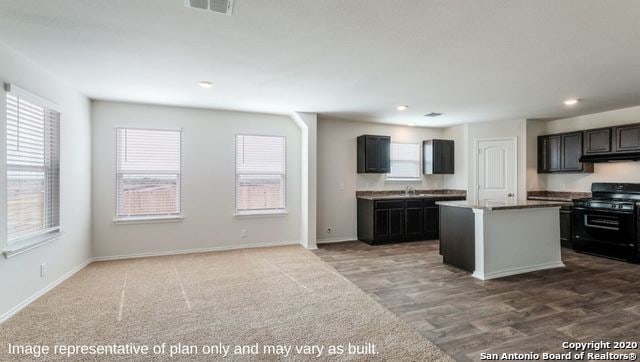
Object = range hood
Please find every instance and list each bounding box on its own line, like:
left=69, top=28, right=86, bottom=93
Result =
left=580, top=152, right=640, bottom=163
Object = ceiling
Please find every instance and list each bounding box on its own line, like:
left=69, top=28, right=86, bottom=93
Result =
left=0, top=0, right=639, bottom=127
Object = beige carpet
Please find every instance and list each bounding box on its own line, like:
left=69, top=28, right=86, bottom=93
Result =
left=0, top=245, right=452, bottom=361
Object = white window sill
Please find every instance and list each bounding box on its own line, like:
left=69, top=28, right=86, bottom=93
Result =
left=113, top=215, right=184, bottom=224
left=3, top=231, right=62, bottom=259
left=234, top=210, right=288, bottom=218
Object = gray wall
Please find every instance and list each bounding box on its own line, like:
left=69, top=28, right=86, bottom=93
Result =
left=317, top=117, right=444, bottom=242
left=91, top=101, right=302, bottom=258
left=0, top=42, right=92, bottom=320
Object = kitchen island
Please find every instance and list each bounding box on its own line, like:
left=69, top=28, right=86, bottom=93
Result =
left=436, top=199, right=567, bottom=280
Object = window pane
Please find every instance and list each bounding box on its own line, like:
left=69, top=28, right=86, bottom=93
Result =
left=235, top=135, right=286, bottom=212
left=117, top=174, right=180, bottom=216
left=7, top=170, right=45, bottom=240
left=388, top=143, right=420, bottom=179
left=5, top=89, right=60, bottom=244
left=236, top=174, right=285, bottom=211
left=116, top=128, right=182, bottom=217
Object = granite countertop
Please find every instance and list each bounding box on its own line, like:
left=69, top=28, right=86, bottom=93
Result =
left=436, top=199, right=568, bottom=211
left=526, top=191, right=590, bottom=202
left=356, top=190, right=466, bottom=201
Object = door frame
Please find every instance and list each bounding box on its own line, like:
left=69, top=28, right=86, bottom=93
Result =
left=473, top=137, right=518, bottom=204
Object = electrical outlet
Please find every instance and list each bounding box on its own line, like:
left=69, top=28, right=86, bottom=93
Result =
left=241, top=229, right=247, bottom=239
left=326, top=227, right=332, bottom=234
left=40, top=263, right=46, bottom=278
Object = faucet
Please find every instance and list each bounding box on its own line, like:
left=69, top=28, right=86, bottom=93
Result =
left=404, top=186, right=416, bottom=196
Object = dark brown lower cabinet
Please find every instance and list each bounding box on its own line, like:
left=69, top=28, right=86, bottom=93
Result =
left=560, top=206, right=572, bottom=248
left=405, top=205, right=424, bottom=241
left=357, top=197, right=465, bottom=245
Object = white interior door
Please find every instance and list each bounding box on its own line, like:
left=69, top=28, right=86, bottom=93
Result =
left=476, top=138, right=517, bottom=202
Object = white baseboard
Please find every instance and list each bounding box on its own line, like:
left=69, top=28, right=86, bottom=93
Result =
left=0, top=258, right=92, bottom=325
left=92, top=240, right=301, bottom=261
left=317, top=236, right=357, bottom=244
left=472, top=260, right=565, bottom=280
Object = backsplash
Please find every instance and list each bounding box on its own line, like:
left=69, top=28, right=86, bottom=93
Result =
left=355, top=174, right=444, bottom=191
left=356, top=189, right=466, bottom=197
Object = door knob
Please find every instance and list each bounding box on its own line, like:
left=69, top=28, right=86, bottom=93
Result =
left=507, top=193, right=514, bottom=197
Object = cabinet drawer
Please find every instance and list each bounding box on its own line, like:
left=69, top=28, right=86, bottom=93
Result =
left=375, top=200, right=405, bottom=209
left=422, top=199, right=437, bottom=207
left=406, top=200, right=422, bottom=208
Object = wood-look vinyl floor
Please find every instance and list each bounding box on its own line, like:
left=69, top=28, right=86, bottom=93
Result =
left=314, top=241, right=640, bottom=362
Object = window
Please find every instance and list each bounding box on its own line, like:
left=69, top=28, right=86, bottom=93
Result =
left=387, top=142, right=421, bottom=181
left=235, top=135, right=286, bottom=215
left=116, top=128, right=181, bottom=220
left=5, top=85, right=60, bottom=246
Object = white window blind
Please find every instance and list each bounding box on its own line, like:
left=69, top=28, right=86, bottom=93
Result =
left=116, top=128, right=181, bottom=218
left=6, top=88, right=60, bottom=245
left=387, top=143, right=421, bottom=180
left=235, top=135, right=286, bottom=214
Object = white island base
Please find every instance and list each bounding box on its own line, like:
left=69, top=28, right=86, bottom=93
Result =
left=437, top=200, right=566, bottom=280
left=471, top=206, right=565, bottom=280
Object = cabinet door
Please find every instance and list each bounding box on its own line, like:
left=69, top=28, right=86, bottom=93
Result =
left=584, top=128, right=612, bottom=154
left=424, top=206, right=439, bottom=240
left=389, top=208, right=404, bottom=240
left=615, top=124, right=640, bottom=152
left=539, top=135, right=561, bottom=172
left=374, top=209, right=390, bottom=241
left=365, top=137, right=379, bottom=172
left=561, top=133, right=583, bottom=171
left=376, top=137, right=391, bottom=173
left=434, top=140, right=455, bottom=174
left=405, top=207, right=424, bottom=240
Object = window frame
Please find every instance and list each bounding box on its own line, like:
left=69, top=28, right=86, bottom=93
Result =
left=234, top=133, right=287, bottom=217
left=386, top=142, right=422, bottom=182
left=3, top=83, right=62, bottom=258
left=113, top=126, right=183, bottom=223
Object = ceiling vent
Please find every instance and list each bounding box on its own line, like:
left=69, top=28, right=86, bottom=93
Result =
left=425, top=112, right=443, bottom=117
left=184, top=0, right=234, bottom=15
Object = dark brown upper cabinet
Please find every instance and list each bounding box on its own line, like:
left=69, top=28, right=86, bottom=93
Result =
left=538, top=135, right=561, bottom=172
left=423, top=139, right=454, bottom=174
left=584, top=128, right=612, bottom=154
left=357, top=135, right=390, bottom=173
left=614, top=124, right=640, bottom=152
left=538, top=132, right=593, bottom=174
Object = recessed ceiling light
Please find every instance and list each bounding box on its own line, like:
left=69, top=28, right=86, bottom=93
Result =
left=564, top=98, right=580, bottom=106
left=199, top=81, right=213, bottom=89
left=397, top=105, right=408, bottom=111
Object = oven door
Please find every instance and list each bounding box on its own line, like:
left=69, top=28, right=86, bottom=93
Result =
left=572, top=207, right=636, bottom=259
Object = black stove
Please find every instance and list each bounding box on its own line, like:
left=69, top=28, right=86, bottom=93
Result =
left=572, top=198, right=636, bottom=212
left=571, top=183, right=640, bottom=262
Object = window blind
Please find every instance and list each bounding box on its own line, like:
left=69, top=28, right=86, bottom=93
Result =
left=6, top=90, right=60, bottom=244
left=235, top=135, right=286, bottom=213
left=116, top=128, right=181, bottom=218
left=387, top=143, right=421, bottom=180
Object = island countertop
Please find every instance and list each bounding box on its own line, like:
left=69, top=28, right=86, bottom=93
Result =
left=436, top=199, right=568, bottom=211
